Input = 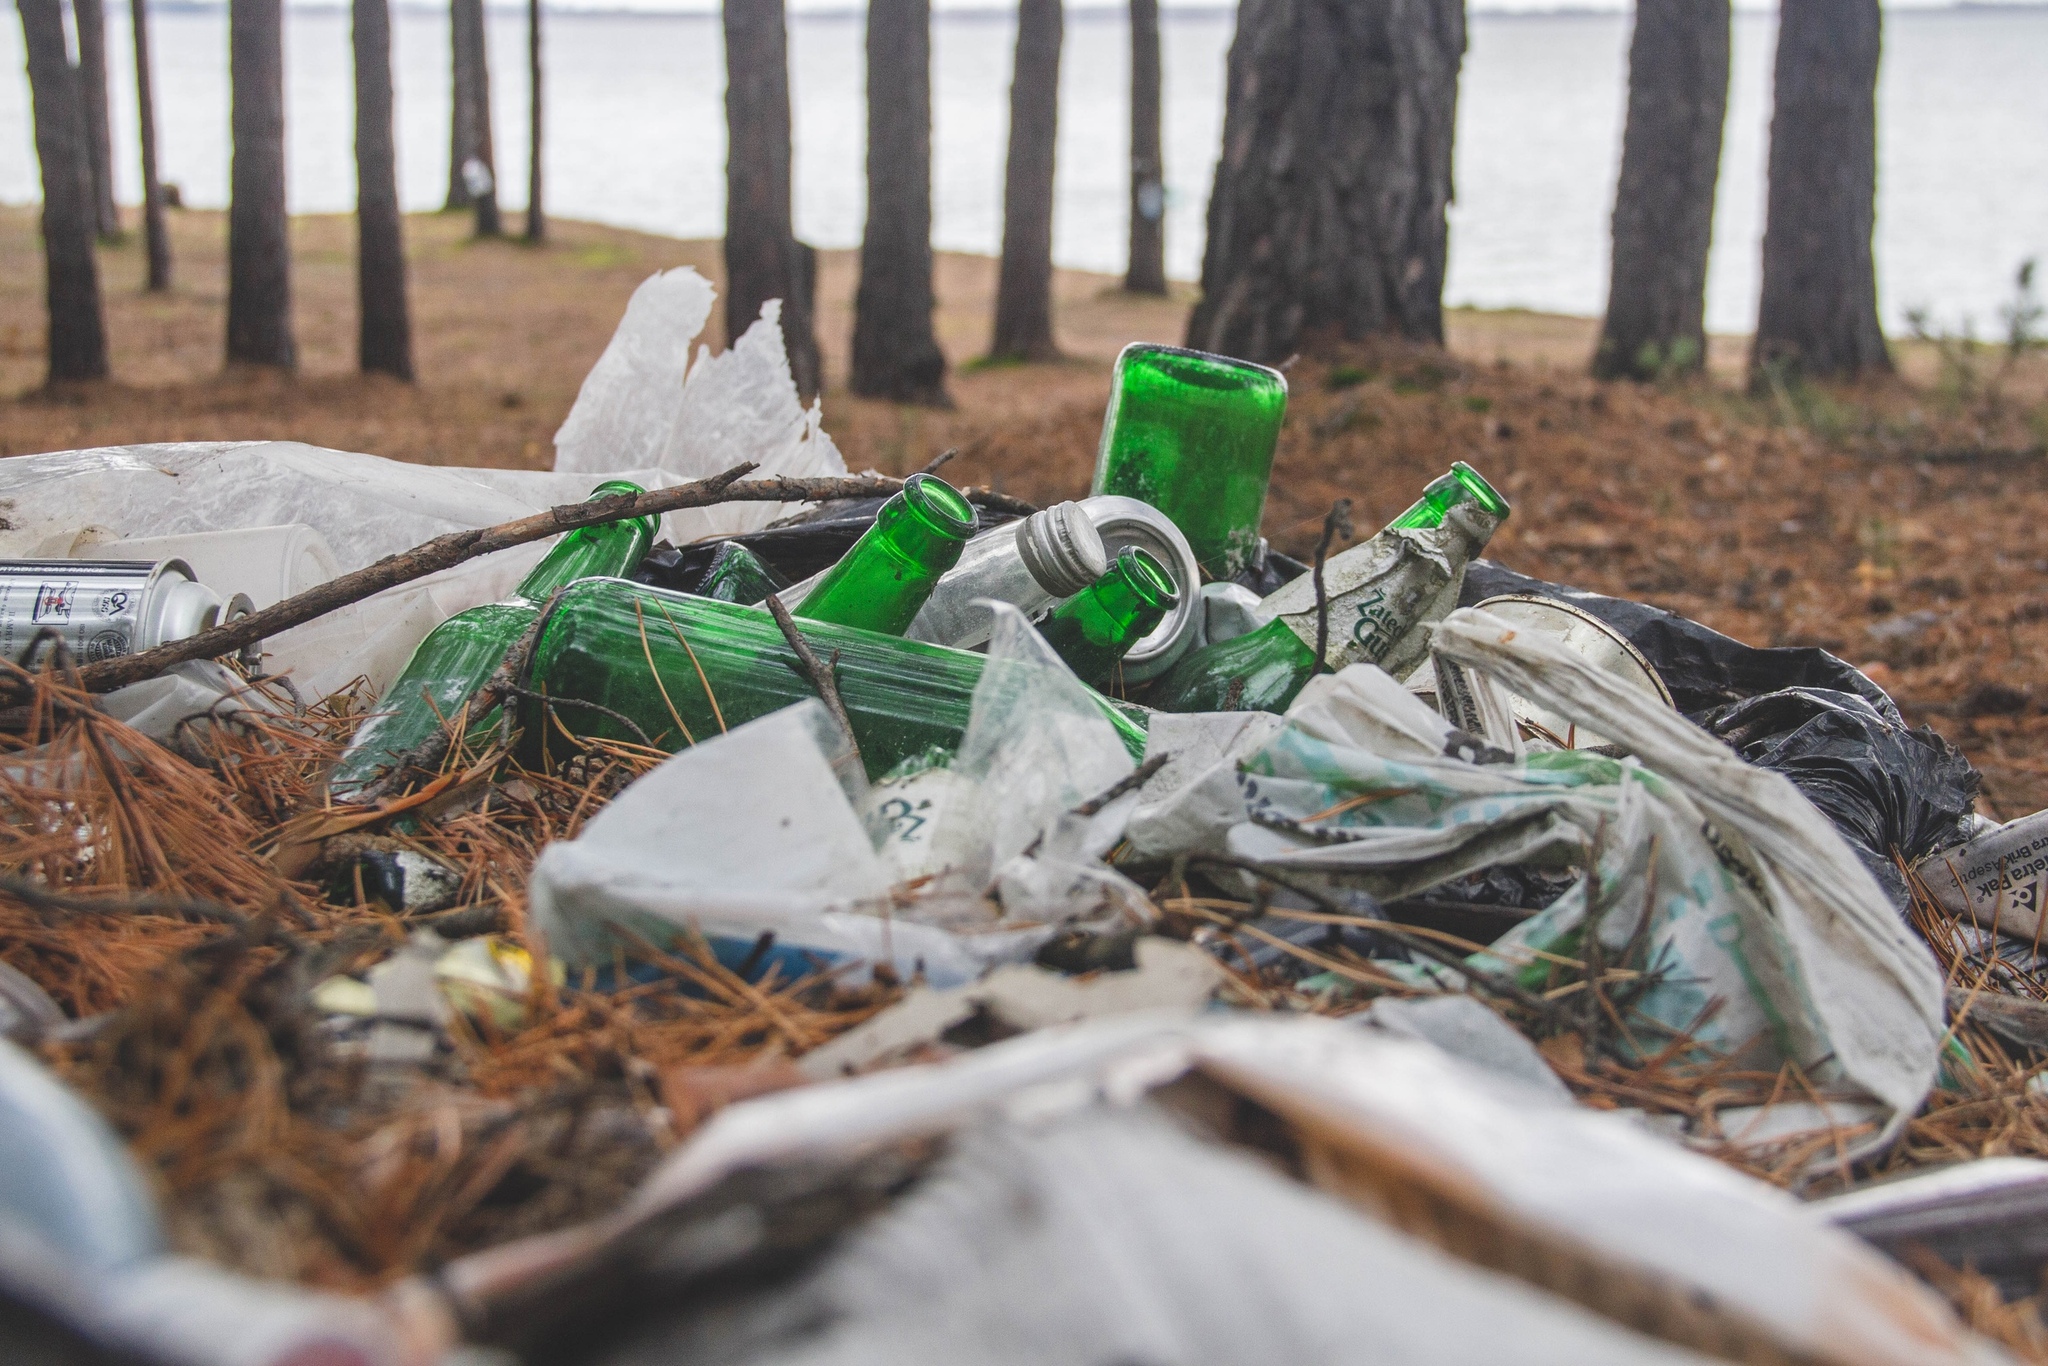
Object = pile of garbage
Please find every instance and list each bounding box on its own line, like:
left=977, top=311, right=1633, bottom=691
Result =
left=4, top=268, right=2048, bottom=1364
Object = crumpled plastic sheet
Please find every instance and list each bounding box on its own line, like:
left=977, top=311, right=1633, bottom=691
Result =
left=0, top=441, right=672, bottom=699
left=529, top=604, right=1152, bottom=986
left=555, top=270, right=846, bottom=538
left=1129, top=608, right=1948, bottom=1160
left=1702, top=687, right=1980, bottom=914
left=610, top=1014, right=1993, bottom=1366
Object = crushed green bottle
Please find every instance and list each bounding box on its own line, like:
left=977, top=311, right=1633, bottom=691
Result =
left=1090, top=343, right=1288, bottom=579
left=330, top=480, right=658, bottom=797
left=523, top=578, right=1148, bottom=777
left=793, top=472, right=978, bottom=634
left=1145, top=463, right=1510, bottom=715
left=1037, top=547, right=1179, bottom=690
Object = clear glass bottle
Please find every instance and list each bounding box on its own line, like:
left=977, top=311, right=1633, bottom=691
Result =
left=1037, top=547, right=1179, bottom=689
left=330, top=480, right=656, bottom=796
left=1145, top=463, right=1510, bottom=714
left=793, top=472, right=978, bottom=635
left=524, top=578, right=1149, bottom=777
left=1090, top=343, right=1288, bottom=579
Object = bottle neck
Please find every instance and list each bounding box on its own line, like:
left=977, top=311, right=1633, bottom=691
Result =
left=1386, top=462, right=1512, bottom=531
left=1042, top=548, right=1178, bottom=684
left=868, top=473, right=979, bottom=570
left=516, top=480, right=657, bottom=602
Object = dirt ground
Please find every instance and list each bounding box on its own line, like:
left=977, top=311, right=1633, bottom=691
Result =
left=4, top=206, right=2048, bottom=812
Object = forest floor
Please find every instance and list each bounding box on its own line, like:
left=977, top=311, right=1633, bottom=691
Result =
left=4, top=206, right=2048, bottom=812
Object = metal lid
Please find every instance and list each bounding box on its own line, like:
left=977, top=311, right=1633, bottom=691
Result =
left=1015, top=502, right=1108, bottom=598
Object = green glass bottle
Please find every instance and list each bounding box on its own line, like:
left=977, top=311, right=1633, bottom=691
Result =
left=523, top=578, right=1149, bottom=777
left=694, top=542, right=783, bottom=605
left=1145, top=463, right=1510, bottom=715
left=793, top=473, right=978, bottom=634
left=1090, top=343, right=1289, bottom=579
left=331, top=480, right=657, bottom=796
left=1037, top=547, right=1179, bottom=690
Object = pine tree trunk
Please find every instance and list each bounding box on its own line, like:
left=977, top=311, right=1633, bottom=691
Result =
left=1752, top=0, right=1889, bottom=381
left=17, top=0, right=109, bottom=381
left=724, top=0, right=822, bottom=400
left=354, top=0, right=413, bottom=380
left=1125, top=0, right=1166, bottom=296
left=130, top=0, right=172, bottom=289
left=1187, top=0, right=1464, bottom=363
left=850, top=0, right=948, bottom=405
left=73, top=0, right=121, bottom=238
left=988, top=0, right=1063, bottom=361
left=227, top=0, right=295, bottom=369
left=446, top=0, right=500, bottom=236
left=525, top=0, right=544, bottom=243
left=1594, top=0, right=1729, bottom=381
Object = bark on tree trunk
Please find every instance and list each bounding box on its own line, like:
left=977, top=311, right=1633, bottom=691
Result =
left=1594, top=0, right=1729, bottom=381
left=850, top=0, right=948, bottom=405
left=1752, top=0, right=1888, bottom=381
left=130, top=0, right=172, bottom=289
left=525, top=0, right=543, bottom=242
left=988, top=0, right=1063, bottom=361
left=1187, top=0, right=1464, bottom=363
left=227, top=0, right=295, bottom=369
left=446, top=0, right=500, bottom=235
left=724, top=0, right=822, bottom=400
left=73, top=0, right=121, bottom=238
left=1125, top=0, right=1166, bottom=296
left=354, top=0, right=413, bottom=380
left=17, top=0, right=109, bottom=381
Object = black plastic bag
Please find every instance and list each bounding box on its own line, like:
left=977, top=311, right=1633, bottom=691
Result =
left=1460, top=561, right=1894, bottom=719
left=1700, top=687, right=1980, bottom=912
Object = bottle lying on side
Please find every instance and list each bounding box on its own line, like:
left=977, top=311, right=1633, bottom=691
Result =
left=1144, top=463, right=1511, bottom=715
left=520, top=577, right=1149, bottom=779
left=329, top=480, right=657, bottom=799
left=791, top=471, right=979, bottom=634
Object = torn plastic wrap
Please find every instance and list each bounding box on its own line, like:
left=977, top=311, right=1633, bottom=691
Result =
left=1129, top=609, right=1948, bottom=1160
left=1702, top=687, right=1980, bottom=913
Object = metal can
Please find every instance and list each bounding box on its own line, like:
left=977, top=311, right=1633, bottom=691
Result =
left=1078, top=495, right=1204, bottom=682
left=0, top=559, right=236, bottom=666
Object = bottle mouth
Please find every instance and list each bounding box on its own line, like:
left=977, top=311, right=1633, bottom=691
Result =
left=901, top=473, right=979, bottom=541
left=1447, top=463, right=1512, bottom=520
left=1118, top=342, right=1288, bottom=396
left=1117, top=546, right=1180, bottom=609
left=586, top=479, right=660, bottom=538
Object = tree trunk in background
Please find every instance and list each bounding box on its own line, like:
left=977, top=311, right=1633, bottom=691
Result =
left=446, top=0, right=500, bottom=235
left=850, top=0, right=948, bottom=405
left=73, top=0, right=122, bottom=237
left=1594, top=0, right=1729, bottom=381
left=988, top=0, right=1062, bottom=361
left=1125, top=0, right=1166, bottom=296
left=17, top=0, right=108, bottom=381
left=1752, top=0, right=1888, bottom=381
left=354, top=0, right=413, bottom=380
left=525, top=0, right=544, bottom=242
left=1187, top=0, right=1463, bottom=363
left=227, top=0, right=295, bottom=368
left=130, top=0, right=172, bottom=288
left=724, top=0, right=822, bottom=400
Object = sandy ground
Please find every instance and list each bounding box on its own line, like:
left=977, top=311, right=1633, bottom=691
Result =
left=5, top=206, right=2048, bottom=813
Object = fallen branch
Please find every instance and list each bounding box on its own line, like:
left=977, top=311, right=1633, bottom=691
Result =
left=766, top=593, right=863, bottom=774
left=70, top=466, right=1038, bottom=694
